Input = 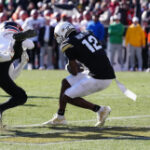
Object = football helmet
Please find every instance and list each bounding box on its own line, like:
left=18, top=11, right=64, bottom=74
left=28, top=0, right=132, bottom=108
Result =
left=0, top=21, right=23, bottom=32
left=54, top=21, right=76, bottom=44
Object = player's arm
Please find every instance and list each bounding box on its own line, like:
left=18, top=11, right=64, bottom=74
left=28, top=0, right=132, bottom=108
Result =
left=67, top=60, right=80, bottom=76
left=61, top=41, right=80, bottom=75
left=9, top=51, right=29, bottom=80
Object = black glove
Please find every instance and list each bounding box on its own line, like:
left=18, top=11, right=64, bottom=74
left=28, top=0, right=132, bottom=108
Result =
left=13, top=29, right=37, bottom=42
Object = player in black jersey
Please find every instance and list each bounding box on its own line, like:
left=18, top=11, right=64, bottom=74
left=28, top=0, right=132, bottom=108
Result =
left=43, top=22, right=116, bottom=127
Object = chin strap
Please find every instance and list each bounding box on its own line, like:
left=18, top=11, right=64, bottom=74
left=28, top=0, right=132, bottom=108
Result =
left=115, top=79, right=137, bottom=101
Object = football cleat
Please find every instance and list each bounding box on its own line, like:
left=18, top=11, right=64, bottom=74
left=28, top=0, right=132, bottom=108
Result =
left=13, top=29, right=37, bottom=41
left=42, top=114, right=67, bottom=125
left=95, top=106, right=111, bottom=127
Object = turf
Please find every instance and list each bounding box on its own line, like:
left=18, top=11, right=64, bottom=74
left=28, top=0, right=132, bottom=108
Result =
left=0, top=70, right=150, bottom=150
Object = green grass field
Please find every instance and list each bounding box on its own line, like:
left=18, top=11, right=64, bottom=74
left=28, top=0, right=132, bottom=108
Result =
left=0, top=70, right=150, bottom=150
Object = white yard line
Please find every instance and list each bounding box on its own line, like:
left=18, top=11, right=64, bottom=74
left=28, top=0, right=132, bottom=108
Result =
left=9, top=114, right=150, bottom=128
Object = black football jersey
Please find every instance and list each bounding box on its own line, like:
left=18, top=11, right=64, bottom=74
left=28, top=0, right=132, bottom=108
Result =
left=60, top=31, right=116, bottom=79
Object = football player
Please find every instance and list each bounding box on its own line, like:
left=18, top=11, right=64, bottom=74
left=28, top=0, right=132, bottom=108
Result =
left=43, top=22, right=116, bottom=127
left=0, top=21, right=36, bottom=127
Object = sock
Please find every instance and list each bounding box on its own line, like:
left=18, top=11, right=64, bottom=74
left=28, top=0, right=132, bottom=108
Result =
left=93, top=105, right=101, bottom=112
left=57, top=109, right=65, bottom=116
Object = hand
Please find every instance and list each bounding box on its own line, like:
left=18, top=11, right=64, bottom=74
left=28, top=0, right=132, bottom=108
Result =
left=21, top=51, right=29, bottom=63
left=65, top=62, right=84, bottom=75
left=22, top=39, right=35, bottom=50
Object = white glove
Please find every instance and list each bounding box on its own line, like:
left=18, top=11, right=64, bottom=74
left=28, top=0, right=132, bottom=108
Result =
left=22, top=39, right=34, bottom=50
left=21, top=51, right=29, bottom=64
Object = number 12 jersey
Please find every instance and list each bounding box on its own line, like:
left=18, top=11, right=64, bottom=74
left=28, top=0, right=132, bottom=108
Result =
left=60, top=31, right=116, bottom=79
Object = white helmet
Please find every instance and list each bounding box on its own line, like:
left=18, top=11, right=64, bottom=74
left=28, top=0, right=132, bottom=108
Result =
left=54, top=21, right=76, bottom=44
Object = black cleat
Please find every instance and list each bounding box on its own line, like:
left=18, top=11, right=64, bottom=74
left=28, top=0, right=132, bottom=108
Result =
left=13, top=29, right=37, bottom=41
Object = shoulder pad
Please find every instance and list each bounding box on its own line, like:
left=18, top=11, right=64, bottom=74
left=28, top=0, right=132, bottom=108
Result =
left=60, top=40, right=74, bottom=52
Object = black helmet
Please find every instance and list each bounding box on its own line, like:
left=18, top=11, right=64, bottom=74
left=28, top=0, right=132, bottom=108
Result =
left=3, top=21, right=23, bottom=32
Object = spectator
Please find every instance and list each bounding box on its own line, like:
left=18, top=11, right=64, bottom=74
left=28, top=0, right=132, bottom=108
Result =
left=12, top=5, right=22, bottom=21
left=116, top=0, right=129, bottom=25
left=23, top=9, right=42, bottom=70
left=99, top=2, right=111, bottom=27
left=16, top=10, right=28, bottom=27
left=26, top=2, right=36, bottom=15
left=0, top=12, right=7, bottom=23
left=38, top=10, right=55, bottom=70
left=125, top=16, right=146, bottom=71
left=108, top=14, right=125, bottom=71
left=50, top=12, right=61, bottom=69
left=126, top=4, right=135, bottom=25
left=141, top=3, right=150, bottom=25
left=109, top=0, right=119, bottom=15
left=141, top=2, right=148, bottom=22
left=80, top=10, right=91, bottom=31
left=86, top=13, right=105, bottom=42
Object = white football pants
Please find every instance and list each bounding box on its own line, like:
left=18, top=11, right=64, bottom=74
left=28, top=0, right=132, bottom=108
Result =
left=65, top=71, right=112, bottom=98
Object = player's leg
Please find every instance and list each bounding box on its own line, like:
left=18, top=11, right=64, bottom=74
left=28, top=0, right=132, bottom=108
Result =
left=43, top=77, right=100, bottom=125
left=43, top=73, right=112, bottom=126
left=58, top=78, right=99, bottom=113
left=0, top=74, right=27, bottom=125
left=60, top=77, right=112, bottom=126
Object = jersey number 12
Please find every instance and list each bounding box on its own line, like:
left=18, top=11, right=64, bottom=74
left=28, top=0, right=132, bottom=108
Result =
left=82, top=35, right=102, bottom=53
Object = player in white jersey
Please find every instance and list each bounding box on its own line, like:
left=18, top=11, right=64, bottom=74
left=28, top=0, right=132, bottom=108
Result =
left=0, top=21, right=36, bottom=127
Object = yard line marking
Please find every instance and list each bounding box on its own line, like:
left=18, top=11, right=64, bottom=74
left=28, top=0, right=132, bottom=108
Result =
left=6, top=114, right=150, bottom=128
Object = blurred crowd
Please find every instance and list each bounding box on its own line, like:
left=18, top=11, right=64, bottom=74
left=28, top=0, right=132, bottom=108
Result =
left=0, top=0, right=150, bottom=71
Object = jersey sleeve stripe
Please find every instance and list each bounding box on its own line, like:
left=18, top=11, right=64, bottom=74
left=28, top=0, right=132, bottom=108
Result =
left=62, top=44, right=73, bottom=52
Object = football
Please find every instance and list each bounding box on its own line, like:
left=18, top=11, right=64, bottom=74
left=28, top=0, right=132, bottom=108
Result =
left=65, top=62, right=84, bottom=74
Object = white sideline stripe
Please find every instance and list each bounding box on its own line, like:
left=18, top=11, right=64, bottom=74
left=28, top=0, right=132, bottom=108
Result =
left=8, top=114, right=150, bottom=128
